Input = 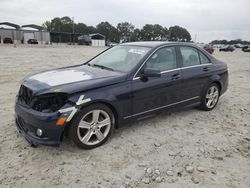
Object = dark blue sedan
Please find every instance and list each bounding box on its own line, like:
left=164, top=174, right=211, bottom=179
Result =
left=15, top=42, right=228, bottom=149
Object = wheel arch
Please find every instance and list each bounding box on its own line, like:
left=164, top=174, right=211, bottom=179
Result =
left=201, top=77, right=222, bottom=98
left=212, top=81, right=222, bottom=94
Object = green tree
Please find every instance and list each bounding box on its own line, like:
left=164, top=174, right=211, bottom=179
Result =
left=48, top=17, right=62, bottom=42
left=140, top=24, right=154, bottom=40
left=75, top=23, right=88, bottom=33
left=117, top=22, right=135, bottom=42
left=44, top=16, right=193, bottom=44
left=60, top=16, right=73, bottom=25
left=130, top=28, right=141, bottom=41
left=60, top=16, right=73, bottom=32
left=169, top=26, right=191, bottom=42
left=50, top=17, right=62, bottom=32
left=86, top=26, right=97, bottom=34
left=140, top=24, right=168, bottom=41
left=42, top=21, right=51, bottom=31
left=96, top=21, right=119, bottom=43
left=152, top=24, right=168, bottom=40
left=46, top=16, right=75, bottom=43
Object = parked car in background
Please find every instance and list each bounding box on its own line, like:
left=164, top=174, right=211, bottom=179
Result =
left=3, top=37, right=13, bottom=44
left=219, top=45, right=235, bottom=52
left=15, top=42, right=228, bottom=149
left=242, top=46, right=250, bottom=52
left=196, top=43, right=214, bottom=54
left=234, top=44, right=243, bottom=48
left=27, top=39, right=38, bottom=44
left=203, top=44, right=214, bottom=54
left=212, top=44, right=223, bottom=48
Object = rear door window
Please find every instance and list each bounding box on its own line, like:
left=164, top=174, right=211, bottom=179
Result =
left=180, top=47, right=200, bottom=67
left=199, top=52, right=210, bottom=64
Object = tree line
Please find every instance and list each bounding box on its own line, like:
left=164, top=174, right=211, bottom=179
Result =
left=211, top=39, right=250, bottom=45
left=43, top=16, right=191, bottom=43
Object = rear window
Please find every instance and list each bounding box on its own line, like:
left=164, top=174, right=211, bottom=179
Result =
left=199, top=52, right=210, bottom=64
left=180, top=46, right=200, bottom=67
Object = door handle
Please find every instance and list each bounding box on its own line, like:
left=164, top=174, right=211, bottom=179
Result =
left=203, top=67, right=210, bottom=72
left=171, top=73, right=181, bottom=80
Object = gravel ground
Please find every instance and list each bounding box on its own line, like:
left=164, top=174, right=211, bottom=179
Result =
left=0, top=44, right=249, bottom=188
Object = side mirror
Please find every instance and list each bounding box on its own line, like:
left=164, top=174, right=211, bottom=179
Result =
left=142, top=68, right=161, bottom=78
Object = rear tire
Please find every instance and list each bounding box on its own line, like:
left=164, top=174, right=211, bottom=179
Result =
left=69, top=103, right=115, bottom=149
left=200, top=83, right=220, bottom=111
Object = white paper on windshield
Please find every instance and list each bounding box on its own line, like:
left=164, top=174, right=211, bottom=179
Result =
left=128, top=49, right=146, bottom=55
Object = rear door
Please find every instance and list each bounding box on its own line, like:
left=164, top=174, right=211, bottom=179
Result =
left=131, top=46, right=182, bottom=116
left=178, top=46, right=213, bottom=100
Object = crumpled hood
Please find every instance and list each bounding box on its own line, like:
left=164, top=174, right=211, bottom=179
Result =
left=22, top=65, right=126, bottom=95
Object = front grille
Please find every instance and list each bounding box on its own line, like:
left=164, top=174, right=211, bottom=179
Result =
left=18, top=85, right=33, bottom=106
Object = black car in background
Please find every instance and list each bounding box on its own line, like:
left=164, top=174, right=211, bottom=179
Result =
left=27, top=39, right=38, bottom=44
left=15, top=42, right=228, bottom=149
left=3, top=37, right=13, bottom=44
left=234, top=44, right=243, bottom=48
left=219, top=45, right=235, bottom=52
left=242, top=46, right=250, bottom=52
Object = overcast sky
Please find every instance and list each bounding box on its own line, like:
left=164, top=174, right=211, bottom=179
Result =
left=0, top=0, right=249, bottom=43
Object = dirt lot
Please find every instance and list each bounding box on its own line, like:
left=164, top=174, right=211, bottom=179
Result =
left=0, top=44, right=249, bottom=188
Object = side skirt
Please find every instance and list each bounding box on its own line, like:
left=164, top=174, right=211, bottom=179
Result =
left=123, top=96, right=200, bottom=119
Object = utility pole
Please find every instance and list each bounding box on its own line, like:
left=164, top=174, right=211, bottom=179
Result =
left=59, top=24, right=61, bottom=43
left=72, top=17, right=75, bottom=45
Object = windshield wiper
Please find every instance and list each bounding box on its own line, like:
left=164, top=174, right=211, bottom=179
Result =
left=92, top=64, right=114, bottom=71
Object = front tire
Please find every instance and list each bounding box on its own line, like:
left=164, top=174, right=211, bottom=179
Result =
left=200, top=83, right=220, bottom=111
left=69, top=104, right=115, bottom=149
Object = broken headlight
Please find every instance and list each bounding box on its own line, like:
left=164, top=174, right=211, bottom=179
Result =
left=31, top=93, right=68, bottom=113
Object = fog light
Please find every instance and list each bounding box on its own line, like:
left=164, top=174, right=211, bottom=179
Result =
left=37, top=129, right=42, bottom=136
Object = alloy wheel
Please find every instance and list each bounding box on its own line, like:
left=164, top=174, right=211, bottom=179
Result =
left=205, top=86, right=219, bottom=109
left=77, top=109, right=111, bottom=146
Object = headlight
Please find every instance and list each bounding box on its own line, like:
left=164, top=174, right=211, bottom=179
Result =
left=31, top=93, right=68, bottom=113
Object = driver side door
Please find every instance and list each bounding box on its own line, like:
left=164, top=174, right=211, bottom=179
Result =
left=131, top=46, right=182, bottom=117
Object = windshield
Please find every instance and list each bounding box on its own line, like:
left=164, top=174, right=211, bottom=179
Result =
left=87, top=45, right=150, bottom=72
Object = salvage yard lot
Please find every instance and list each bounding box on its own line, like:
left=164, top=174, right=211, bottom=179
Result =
left=0, top=44, right=249, bottom=188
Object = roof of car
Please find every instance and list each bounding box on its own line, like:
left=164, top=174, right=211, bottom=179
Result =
left=121, top=41, right=196, bottom=48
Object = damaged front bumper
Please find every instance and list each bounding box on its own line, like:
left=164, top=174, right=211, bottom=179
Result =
left=15, top=103, right=68, bottom=147
left=15, top=93, right=90, bottom=147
